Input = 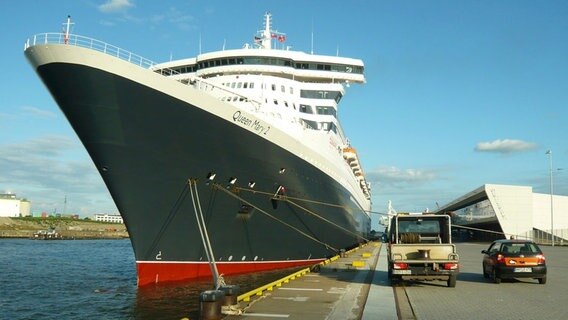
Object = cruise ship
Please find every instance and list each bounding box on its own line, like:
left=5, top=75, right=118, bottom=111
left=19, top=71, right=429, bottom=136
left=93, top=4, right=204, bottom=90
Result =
left=24, top=13, right=372, bottom=287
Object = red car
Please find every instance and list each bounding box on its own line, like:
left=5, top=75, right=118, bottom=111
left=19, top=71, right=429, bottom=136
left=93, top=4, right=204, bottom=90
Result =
left=481, top=239, right=547, bottom=284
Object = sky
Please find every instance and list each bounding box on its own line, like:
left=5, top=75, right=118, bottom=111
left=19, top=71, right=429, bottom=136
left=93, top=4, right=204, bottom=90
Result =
left=1, top=0, right=567, bottom=230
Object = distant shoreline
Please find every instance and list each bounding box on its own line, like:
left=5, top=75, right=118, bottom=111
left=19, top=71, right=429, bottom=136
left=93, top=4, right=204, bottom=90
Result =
left=0, top=217, right=129, bottom=240
left=1, top=235, right=129, bottom=240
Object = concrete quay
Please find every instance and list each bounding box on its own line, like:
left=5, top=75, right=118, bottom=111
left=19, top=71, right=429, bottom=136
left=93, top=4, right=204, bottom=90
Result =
left=224, top=242, right=397, bottom=320
left=222, top=242, right=568, bottom=319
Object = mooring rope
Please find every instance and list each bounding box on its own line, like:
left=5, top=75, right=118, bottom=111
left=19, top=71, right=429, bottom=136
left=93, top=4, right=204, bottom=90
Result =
left=234, top=186, right=348, bottom=209
left=188, top=179, right=223, bottom=288
left=213, top=183, right=338, bottom=252
left=235, top=185, right=369, bottom=242
left=283, top=198, right=370, bottom=242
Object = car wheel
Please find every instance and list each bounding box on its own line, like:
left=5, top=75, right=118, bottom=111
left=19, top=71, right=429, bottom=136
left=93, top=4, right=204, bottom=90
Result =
left=538, top=276, right=547, bottom=284
left=447, top=275, right=457, bottom=288
left=492, top=268, right=501, bottom=284
left=482, top=263, right=489, bottom=279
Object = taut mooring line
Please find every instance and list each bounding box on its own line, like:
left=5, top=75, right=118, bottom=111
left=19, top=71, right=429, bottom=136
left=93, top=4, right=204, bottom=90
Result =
left=213, top=183, right=338, bottom=252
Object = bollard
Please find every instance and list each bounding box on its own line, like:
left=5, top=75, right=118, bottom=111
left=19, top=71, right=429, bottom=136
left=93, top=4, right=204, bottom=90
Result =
left=199, top=289, right=225, bottom=320
left=220, top=284, right=240, bottom=306
left=219, top=284, right=240, bottom=307
left=339, top=249, right=346, bottom=258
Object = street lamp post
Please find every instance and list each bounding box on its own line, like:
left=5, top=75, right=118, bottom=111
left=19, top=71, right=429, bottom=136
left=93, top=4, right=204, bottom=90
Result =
left=546, top=150, right=555, bottom=246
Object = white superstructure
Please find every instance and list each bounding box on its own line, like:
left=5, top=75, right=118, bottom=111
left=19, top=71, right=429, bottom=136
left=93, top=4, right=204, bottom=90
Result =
left=152, top=13, right=371, bottom=204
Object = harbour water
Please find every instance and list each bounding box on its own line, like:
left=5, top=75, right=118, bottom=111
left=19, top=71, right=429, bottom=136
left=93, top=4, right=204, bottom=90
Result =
left=0, top=238, right=295, bottom=319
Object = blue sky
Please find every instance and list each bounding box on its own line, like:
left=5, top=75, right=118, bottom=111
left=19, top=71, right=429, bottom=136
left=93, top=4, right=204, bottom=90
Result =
left=1, top=0, right=567, bottom=230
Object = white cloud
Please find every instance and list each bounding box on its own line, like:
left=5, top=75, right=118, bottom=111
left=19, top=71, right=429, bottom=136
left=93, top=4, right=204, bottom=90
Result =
left=474, top=139, right=537, bottom=154
left=365, top=166, right=443, bottom=216
left=148, top=8, right=196, bottom=31
left=97, top=5, right=195, bottom=31
left=166, top=7, right=195, bottom=31
left=367, top=166, right=436, bottom=185
left=0, top=136, right=117, bottom=216
left=99, top=20, right=116, bottom=27
left=21, top=106, right=57, bottom=118
left=98, top=0, right=135, bottom=13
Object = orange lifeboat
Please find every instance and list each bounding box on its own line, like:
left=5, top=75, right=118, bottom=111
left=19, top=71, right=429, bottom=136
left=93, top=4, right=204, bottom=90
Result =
left=342, top=147, right=357, bottom=162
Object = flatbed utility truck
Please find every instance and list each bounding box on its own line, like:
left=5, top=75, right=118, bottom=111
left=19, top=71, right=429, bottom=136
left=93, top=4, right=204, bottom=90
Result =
left=387, top=213, right=459, bottom=287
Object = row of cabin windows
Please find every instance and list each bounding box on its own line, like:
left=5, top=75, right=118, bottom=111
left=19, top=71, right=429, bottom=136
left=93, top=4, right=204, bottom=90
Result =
left=221, top=96, right=250, bottom=102
left=270, top=83, right=294, bottom=94
left=300, top=105, right=337, bottom=117
left=300, top=90, right=342, bottom=103
left=220, top=82, right=343, bottom=105
left=317, top=106, right=337, bottom=117
left=270, top=102, right=336, bottom=117
left=156, top=56, right=364, bottom=76
left=222, top=82, right=295, bottom=94
left=220, top=97, right=338, bottom=133
left=222, top=82, right=255, bottom=89
left=273, top=100, right=295, bottom=110
left=302, top=119, right=338, bottom=133
left=221, top=95, right=336, bottom=118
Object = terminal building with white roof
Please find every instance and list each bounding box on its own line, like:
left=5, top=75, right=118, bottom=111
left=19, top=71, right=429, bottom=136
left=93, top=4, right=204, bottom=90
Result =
left=436, top=184, right=568, bottom=245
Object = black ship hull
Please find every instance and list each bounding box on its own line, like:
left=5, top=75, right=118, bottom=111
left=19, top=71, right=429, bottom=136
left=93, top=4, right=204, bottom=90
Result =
left=26, top=44, right=371, bottom=286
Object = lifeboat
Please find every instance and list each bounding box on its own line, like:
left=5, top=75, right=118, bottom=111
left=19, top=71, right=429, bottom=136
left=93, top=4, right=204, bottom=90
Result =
left=342, top=147, right=357, bottom=162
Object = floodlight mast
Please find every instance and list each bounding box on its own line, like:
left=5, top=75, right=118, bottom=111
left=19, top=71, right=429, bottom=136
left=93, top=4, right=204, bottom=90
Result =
left=546, top=150, right=554, bottom=247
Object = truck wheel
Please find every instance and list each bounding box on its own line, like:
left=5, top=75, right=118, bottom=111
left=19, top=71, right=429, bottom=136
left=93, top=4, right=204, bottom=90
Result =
left=389, top=276, right=401, bottom=287
left=389, top=276, right=398, bottom=286
left=447, top=275, right=456, bottom=287
left=388, top=273, right=399, bottom=286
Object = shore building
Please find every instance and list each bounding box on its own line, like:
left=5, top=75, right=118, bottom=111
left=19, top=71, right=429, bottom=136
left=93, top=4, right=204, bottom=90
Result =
left=0, top=194, right=31, bottom=217
left=93, top=213, right=124, bottom=224
left=436, top=184, right=568, bottom=244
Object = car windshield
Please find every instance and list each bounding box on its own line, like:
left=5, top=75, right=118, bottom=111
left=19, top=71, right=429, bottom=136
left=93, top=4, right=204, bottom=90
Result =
left=501, top=242, right=540, bottom=255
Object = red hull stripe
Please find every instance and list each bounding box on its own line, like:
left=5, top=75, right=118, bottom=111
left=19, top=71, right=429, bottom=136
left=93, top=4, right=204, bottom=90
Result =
left=136, top=259, right=325, bottom=287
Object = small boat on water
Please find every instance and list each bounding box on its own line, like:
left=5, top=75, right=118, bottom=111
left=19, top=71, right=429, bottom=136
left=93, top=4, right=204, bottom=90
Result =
left=32, top=227, right=62, bottom=240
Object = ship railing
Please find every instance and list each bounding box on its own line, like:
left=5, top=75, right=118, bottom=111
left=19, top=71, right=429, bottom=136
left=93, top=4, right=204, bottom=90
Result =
left=24, top=33, right=269, bottom=115
left=24, top=33, right=157, bottom=69
left=24, top=33, right=267, bottom=111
